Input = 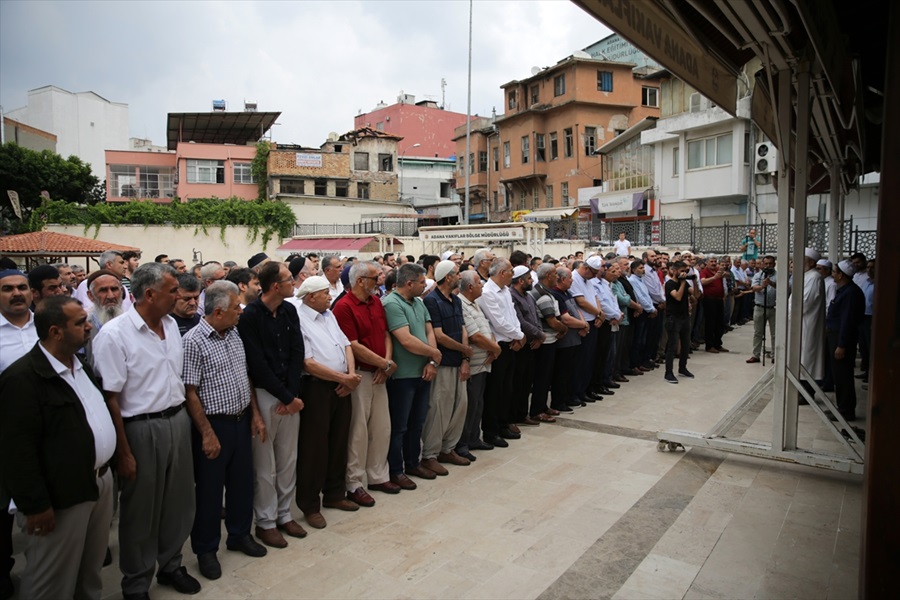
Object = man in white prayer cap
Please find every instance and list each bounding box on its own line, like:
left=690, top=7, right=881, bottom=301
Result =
left=789, top=249, right=826, bottom=399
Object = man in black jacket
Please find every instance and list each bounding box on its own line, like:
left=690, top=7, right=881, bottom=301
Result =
left=0, top=296, right=115, bottom=600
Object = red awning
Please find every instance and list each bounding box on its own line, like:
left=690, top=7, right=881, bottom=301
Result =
left=277, top=237, right=375, bottom=253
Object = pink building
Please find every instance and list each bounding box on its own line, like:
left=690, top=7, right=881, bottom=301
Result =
left=105, top=111, right=279, bottom=202
left=354, top=94, right=474, bottom=158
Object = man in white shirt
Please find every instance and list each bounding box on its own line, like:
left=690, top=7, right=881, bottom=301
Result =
left=295, top=277, right=362, bottom=530
left=0, top=296, right=115, bottom=600
left=614, top=232, right=632, bottom=257
left=816, top=259, right=837, bottom=308
left=476, top=258, right=525, bottom=447
left=0, top=269, right=39, bottom=599
left=569, top=257, right=603, bottom=404
left=92, top=262, right=201, bottom=598
left=321, top=255, right=344, bottom=304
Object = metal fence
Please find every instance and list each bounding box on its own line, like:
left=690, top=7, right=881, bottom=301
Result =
left=292, top=219, right=418, bottom=238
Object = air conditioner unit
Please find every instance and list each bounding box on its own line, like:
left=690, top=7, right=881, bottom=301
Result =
left=755, top=142, right=778, bottom=174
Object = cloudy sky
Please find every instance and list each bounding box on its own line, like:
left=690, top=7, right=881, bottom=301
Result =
left=0, top=0, right=611, bottom=147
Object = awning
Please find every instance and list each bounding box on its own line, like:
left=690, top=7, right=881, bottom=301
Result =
left=276, top=237, right=403, bottom=256
left=166, top=111, right=281, bottom=150
left=0, top=231, right=139, bottom=257
left=590, top=191, right=644, bottom=214
left=521, top=208, right=578, bottom=221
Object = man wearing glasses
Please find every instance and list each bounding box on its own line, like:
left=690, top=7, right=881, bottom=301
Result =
left=170, top=273, right=202, bottom=337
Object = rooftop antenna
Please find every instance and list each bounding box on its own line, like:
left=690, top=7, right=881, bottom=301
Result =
left=441, top=78, right=446, bottom=109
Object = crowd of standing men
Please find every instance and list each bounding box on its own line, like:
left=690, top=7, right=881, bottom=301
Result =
left=0, top=236, right=874, bottom=599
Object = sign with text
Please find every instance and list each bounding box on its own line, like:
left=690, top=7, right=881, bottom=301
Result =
left=295, top=153, right=322, bottom=168
left=575, top=0, right=738, bottom=114
left=6, top=190, right=22, bottom=219
left=420, top=227, right=525, bottom=242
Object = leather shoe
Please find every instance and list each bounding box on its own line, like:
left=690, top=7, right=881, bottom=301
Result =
left=197, top=552, right=221, bottom=580
left=706, top=348, right=720, bottom=354
left=598, top=387, right=614, bottom=396
left=226, top=534, right=267, bottom=557
left=507, top=423, right=521, bottom=434
left=457, top=449, right=477, bottom=462
left=545, top=407, right=561, bottom=416
left=537, top=412, right=557, bottom=423
left=156, top=566, right=201, bottom=595
left=499, top=427, right=521, bottom=440
left=604, top=381, right=621, bottom=389
left=519, top=416, right=541, bottom=426
left=746, top=356, right=761, bottom=363
left=390, top=473, right=418, bottom=490
left=255, top=526, right=288, bottom=548
left=580, top=395, right=596, bottom=403
left=276, top=520, right=308, bottom=538
left=613, top=375, right=629, bottom=383
left=551, top=404, right=573, bottom=413
left=368, top=480, right=401, bottom=494
left=587, top=392, right=604, bottom=401
left=323, top=498, right=360, bottom=511
left=470, top=439, right=494, bottom=450
left=624, top=368, right=642, bottom=376
left=420, top=457, right=449, bottom=476
left=406, top=464, right=437, bottom=479
left=566, top=398, right=585, bottom=408
left=717, top=347, right=730, bottom=352
left=437, top=451, right=470, bottom=466
left=485, top=435, right=509, bottom=448
left=305, top=512, right=327, bottom=529
left=348, top=487, right=376, bottom=507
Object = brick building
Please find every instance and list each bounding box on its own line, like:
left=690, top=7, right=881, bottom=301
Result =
left=454, top=54, right=661, bottom=224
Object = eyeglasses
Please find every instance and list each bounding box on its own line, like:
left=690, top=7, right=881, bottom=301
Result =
left=358, top=276, right=379, bottom=281
left=278, top=278, right=294, bottom=284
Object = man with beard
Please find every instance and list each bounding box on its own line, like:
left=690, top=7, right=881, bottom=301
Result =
left=52, top=263, right=78, bottom=296
left=171, top=273, right=203, bottom=337
left=225, top=268, right=261, bottom=309
left=422, top=261, right=472, bottom=472
left=121, top=251, right=141, bottom=296
left=28, top=265, right=66, bottom=308
left=83, top=270, right=125, bottom=363
left=74, top=250, right=132, bottom=313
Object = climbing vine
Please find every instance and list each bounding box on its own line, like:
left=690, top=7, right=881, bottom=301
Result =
left=30, top=197, right=295, bottom=248
left=251, top=140, right=271, bottom=200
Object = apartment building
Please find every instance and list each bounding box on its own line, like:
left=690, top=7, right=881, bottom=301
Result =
left=269, top=127, right=416, bottom=224
left=454, top=54, right=661, bottom=223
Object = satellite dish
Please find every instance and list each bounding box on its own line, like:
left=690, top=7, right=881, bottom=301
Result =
left=530, top=66, right=541, bottom=76
left=327, top=131, right=339, bottom=142
left=573, top=50, right=592, bottom=59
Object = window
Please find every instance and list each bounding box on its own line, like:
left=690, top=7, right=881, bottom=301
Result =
left=519, top=190, right=526, bottom=210
left=440, top=182, right=451, bottom=198
left=479, top=151, right=488, bottom=172
left=686, top=133, right=733, bottom=169
left=233, top=162, right=256, bottom=184
left=493, top=191, right=499, bottom=212
left=535, top=134, right=546, bottom=161
left=492, top=147, right=499, bottom=171
left=503, top=142, right=510, bottom=168
left=554, top=74, right=566, bottom=96
left=378, top=153, right=393, bottom=171
left=468, top=153, right=475, bottom=174
left=334, top=180, right=349, bottom=197
left=561, top=182, right=569, bottom=207
left=280, top=179, right=304, bottom=194
left=376, top=121, right=384, bottom=131
left=508, top=90, right=517, bottom=110
left=602, top=136, right=654, bottom=192
left=598, top=70, right=613, bottom=92
left=110, top=164, right=137, bottom=197
left=138, top=166, right=175, bottom=198
left=673, top=147, right=680, bottom=176
left=564, top=128, right=573, bottom=158
left=545, top=184, right=553, bottom=208
left=642, top=86, right=659, bottom=107
left=357, top=182, right=370, bottom=199
left=744, top=132, right=750, bottom=164
left=532, top=188, right=539, bottom=210
left=530, top=85, right=540, bottom=105
left=584, top=126, right=596, bottom=156
left=186, top=159, right=224, bottom=184
left=333, top=144, right=343, bottom=153
left=550, top=132, right=558, bottom=160
left=689, top=93, right=702, bottom=113
left=521, top=135, right=530, bottom=164
left=354, top=152, right=369, bottom=170
left=314, top=179, right=327, bottom=195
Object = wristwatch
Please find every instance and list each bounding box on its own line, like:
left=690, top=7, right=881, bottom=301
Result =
left=383, top=360, right=394, bottom=372
left=428, top=360, right=438, bottom=367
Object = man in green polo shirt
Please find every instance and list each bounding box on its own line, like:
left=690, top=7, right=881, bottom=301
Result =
left=382, top=264, right=443, bottom=490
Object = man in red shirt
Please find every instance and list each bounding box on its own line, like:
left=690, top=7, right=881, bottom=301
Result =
left=332, top=261, right=401, bottom=506
left=699, top=256, right=729, bottom=353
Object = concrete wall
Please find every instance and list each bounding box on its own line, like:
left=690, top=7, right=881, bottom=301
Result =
left=2, top=117, right=57, bottom=152
left=279, top=196, right=417, bottom=225
left=47, top=224, right=280, bottom=268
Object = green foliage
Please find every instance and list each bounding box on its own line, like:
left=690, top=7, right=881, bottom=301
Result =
left=0, top=143, right=98, bottom=228
left=30, top=197, right=296, bottom=248
left=251, top=141, right=271, bottom=200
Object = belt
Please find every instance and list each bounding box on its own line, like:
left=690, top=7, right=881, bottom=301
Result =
left=357, top=365, right=377, bottom=373
left=755, top=304, right=775, bottom=308
left=95, top=464, right=109, bottom=478
left=122, top=403, right=184, bottom=423
left=206, top=407, right=248, bottom=422
left=498, top=341, right=512, bottom=347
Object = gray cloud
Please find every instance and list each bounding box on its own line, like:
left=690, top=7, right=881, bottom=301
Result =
left=1, top=0, right=610, bottom=147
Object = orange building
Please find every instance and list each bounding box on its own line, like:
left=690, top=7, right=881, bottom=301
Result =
left=454, top=56, right=661, bottom=223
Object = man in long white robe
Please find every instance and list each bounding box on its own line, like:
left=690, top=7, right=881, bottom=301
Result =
left=789, top=248, right=826, bottom=383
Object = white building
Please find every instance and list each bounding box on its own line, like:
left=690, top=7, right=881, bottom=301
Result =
left=400, top=156, right=460, bottom=223
left=5, top=85, right=129, bottom=177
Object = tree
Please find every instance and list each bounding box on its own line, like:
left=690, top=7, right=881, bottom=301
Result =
left=0, top=142, right=99, bottom=230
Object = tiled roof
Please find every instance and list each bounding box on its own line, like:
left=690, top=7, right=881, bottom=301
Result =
left=0, top=231, right=140, bottom=256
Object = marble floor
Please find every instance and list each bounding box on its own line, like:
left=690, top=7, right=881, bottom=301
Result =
left=9, top=323, right=864, bottom=599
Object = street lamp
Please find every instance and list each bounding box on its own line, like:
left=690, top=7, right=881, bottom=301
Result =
left=399, top=143, right=421, bottom=204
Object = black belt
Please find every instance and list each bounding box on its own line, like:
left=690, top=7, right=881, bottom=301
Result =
left=96, top=464, right=109, bottom=478
left=123, top=403, right=184, bottom=423
left=498, top=341, right=512, bottom=348
left=206, top=407, right=248, bottom=422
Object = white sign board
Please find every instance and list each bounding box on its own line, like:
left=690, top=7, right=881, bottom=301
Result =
left=295, top=153, right=323, bottom=168
left=420, top=227, right=525, bottom=242
left=592, top=193, right=633, bottom=213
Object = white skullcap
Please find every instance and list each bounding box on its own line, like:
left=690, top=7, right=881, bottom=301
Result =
left=512, top=265, right=530, bottom=279
left=836, top=260, right=856, bottom=277
left=434, top=260, right=457, bottom=283
left=441, top=250, right=454, bottom=260
left=804, top=247, right=821, bottom=261
left=816, top=259, right=832, bottom=269
left=297, top=275, right=330, bottom=299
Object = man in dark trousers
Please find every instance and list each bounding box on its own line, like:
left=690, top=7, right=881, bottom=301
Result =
left=663, top=260, right=695, bottom=384
left=825, top=260, right=866, bottom=421
left=0, top=296, right=115, bottom=600
left=182, top=281, right=268, bottom=580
